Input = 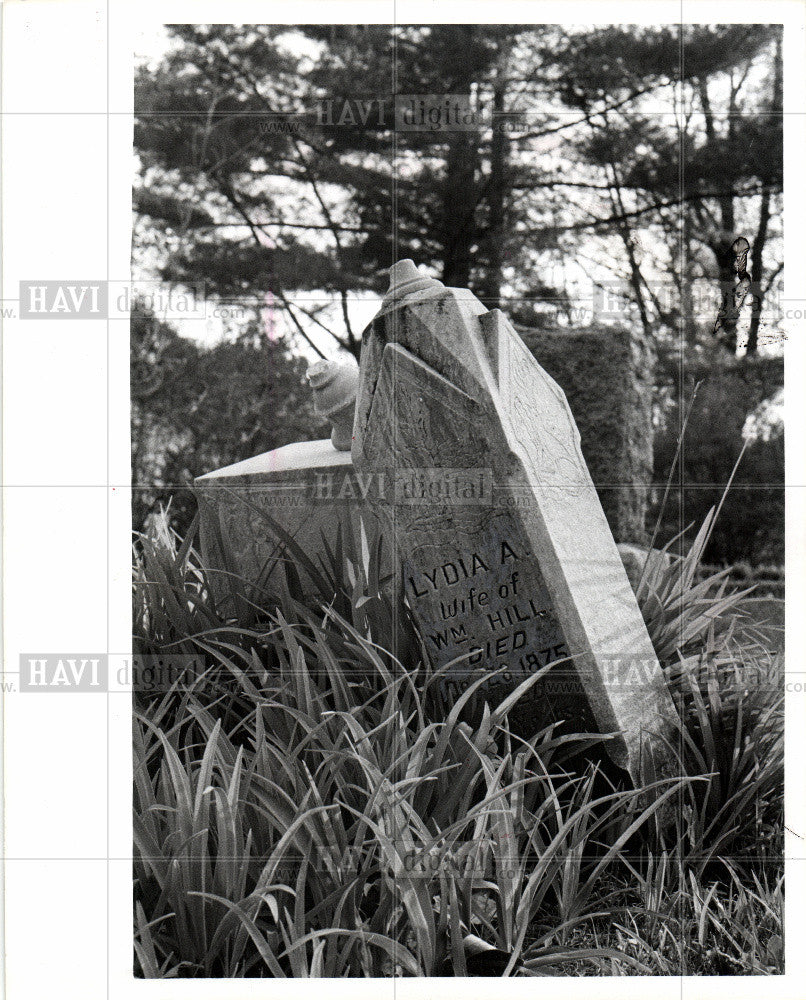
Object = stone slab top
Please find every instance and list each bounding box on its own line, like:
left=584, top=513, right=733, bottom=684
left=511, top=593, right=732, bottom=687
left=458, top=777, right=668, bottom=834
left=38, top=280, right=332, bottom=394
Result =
left=195, top=438, right=352, bottom=482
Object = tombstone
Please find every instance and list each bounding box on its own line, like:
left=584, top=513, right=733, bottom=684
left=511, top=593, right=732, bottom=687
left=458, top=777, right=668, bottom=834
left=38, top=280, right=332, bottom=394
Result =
left=352, top=260, right=676, bottom=781
left=194, top=351, right=661, bottom=616
left=194, top=356, right=386, bottom=606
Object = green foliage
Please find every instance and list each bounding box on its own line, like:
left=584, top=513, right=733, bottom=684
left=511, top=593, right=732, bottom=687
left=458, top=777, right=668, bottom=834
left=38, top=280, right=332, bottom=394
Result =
left=133, top=505, right=782, bottom=977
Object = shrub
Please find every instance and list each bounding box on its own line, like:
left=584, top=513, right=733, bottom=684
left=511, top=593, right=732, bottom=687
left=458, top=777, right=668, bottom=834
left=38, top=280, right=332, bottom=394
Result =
left=652, top=348, right=784, bottom=566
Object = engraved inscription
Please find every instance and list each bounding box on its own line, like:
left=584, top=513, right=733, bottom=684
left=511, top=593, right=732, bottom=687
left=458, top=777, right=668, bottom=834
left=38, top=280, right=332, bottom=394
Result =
left=359, top=339, right=592, bottom=727
left=402, top=525, right=571, bottom=706
left=505, top=331, right=588, bottom=498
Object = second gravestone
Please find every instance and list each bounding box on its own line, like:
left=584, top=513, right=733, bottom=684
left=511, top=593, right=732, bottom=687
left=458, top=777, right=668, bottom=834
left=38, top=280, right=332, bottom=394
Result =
left=352, top=260, right=676, bottom=782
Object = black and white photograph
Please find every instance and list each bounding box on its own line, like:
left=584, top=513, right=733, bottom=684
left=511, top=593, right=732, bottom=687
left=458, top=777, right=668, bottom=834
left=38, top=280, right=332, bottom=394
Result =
left=1, top=4, right=804, bottom=997
left=130, top=19, right=786, bottom=980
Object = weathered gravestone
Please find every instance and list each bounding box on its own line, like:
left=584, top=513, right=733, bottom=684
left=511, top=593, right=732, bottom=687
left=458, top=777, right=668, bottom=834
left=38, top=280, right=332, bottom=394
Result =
left=194, top=357, right=387, bottom=606
left=352, top=260, right=676, bottom=780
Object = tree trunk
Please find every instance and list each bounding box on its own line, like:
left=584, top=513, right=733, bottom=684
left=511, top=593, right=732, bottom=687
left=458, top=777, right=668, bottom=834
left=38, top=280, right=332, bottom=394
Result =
left=440, top=132, right=479, bottom=288
left=746, top=36, right=781, bottom=355
left=700, top=79, right=743, bottom=351
left=476, top=67, right=509, bottom=308
left=439, top=27, right=480, bottom=289
left=746, top=187, right=771, bottom=355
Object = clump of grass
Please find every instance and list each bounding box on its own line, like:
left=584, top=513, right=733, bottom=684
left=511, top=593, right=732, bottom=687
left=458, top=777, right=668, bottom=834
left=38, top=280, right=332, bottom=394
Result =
left=133, top=607, right=677, bottom=976
left=636, top=503, right=762, bottom=666
left=133, top=504, right=783, bottom=977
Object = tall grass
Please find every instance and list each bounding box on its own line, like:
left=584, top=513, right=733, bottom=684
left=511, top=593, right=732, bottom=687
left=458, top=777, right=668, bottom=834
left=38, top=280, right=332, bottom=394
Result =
left=133, top=508, right=783, bottom=977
